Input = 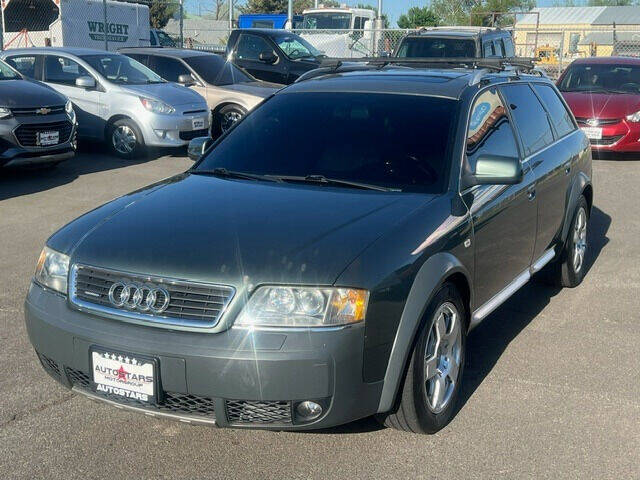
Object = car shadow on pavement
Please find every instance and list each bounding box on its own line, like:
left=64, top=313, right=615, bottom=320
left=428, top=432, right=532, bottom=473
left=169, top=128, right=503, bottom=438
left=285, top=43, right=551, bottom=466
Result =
left=0, top=143, right=187, bottom=202
left=307, top=206, right=611, bottom=436
left=456, top=205, right=611, bottom=414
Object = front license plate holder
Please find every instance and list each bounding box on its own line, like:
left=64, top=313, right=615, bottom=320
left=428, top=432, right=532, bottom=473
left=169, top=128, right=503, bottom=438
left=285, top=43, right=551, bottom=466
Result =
left=581, top=126, right=602, bottom=140
left=192, top=117, right=205, bottom=130
left=90, top=346, right=160, bottom=405
left=38, top=131, right=59, bottom=146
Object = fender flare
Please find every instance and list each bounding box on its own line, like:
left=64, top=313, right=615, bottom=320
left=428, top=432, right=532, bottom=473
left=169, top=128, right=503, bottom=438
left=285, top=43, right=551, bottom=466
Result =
left=561, top=171, right=592, bottom=244
left=377, top=252, right=472, bottom=413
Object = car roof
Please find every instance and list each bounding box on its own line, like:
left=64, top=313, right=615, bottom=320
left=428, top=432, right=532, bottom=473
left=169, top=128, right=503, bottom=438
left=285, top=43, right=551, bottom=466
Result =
left=406, top=28, right=507, bottom=39
left=569, top=55, right=640, bottom=65
left=233, top=28, right=301, bottom=38
left=119, top=47, right=215, bottom=58
left=2, top=47, right=114, bottom=56
left=282, top=67, right=546, bottom=100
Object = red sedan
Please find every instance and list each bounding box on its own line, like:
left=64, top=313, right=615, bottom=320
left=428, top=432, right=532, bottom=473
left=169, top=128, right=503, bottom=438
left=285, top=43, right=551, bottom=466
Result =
left=557, top=56, right=640, bottom=154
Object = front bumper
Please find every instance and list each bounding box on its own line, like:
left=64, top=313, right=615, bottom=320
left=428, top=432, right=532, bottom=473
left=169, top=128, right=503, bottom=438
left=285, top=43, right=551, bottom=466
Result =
left=579, top=118, right=640, bottom=152
left=0, top=114, right=77, bottom=167
left=25, top=283, right=383, bottom=430
left=137, top=104, right=210, bottom=148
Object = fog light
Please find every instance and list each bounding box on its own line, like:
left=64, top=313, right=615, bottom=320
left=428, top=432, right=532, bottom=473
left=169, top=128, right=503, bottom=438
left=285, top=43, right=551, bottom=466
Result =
left=153, top=129, right=167, bottom=139
left=296, top=401, right=322, bottom=421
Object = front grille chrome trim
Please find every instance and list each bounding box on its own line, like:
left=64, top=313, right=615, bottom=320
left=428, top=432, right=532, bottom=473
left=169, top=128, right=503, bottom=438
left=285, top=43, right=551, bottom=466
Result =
left=69, top=264, right=235, bottom=331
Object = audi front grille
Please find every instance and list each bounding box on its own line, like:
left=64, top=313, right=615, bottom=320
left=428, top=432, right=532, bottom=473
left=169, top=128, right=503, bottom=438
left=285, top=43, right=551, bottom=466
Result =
left=69, top=264, right=235, bottom=329
left=14, top=120, right=73, bottom=148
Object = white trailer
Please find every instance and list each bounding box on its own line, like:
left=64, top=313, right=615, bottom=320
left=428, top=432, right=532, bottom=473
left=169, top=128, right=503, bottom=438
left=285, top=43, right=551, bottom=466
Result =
left=2, top=0, right=151, bottom=51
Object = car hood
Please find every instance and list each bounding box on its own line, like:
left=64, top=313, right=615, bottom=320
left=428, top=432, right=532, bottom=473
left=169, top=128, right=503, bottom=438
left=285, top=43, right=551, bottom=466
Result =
left=0, top=79, right=67, bottom=108
left=222, top=81, right=282, bottom=98
left=124, top=82, right=205, bottom=106
left=64, top=174, right=435, bottom=288
left=562, top=91, right=640, bottom=119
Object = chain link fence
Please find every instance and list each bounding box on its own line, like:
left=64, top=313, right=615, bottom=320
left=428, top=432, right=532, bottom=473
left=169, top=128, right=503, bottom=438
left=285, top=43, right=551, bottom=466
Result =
left=2, top=0, right=640, bottom=80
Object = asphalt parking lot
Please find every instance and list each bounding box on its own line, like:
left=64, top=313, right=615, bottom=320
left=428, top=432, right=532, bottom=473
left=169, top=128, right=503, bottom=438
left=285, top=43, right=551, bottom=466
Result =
left=0, top=149, right=638, bottom=479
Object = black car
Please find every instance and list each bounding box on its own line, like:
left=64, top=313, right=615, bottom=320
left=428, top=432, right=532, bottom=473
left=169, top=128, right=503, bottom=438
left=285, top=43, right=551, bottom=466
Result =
left=25, top=58, right=592, bottom=434
left=395, top=27, right=516, bottom=58
left=226, top=29, right=323, bottom=84
left=0, top=58, right=76, bottom=168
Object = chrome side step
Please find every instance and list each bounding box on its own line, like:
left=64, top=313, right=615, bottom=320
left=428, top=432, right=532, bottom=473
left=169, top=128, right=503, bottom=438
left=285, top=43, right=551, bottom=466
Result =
left=470, top=248, right=555, bottom=329
left=73, top=387, right=217, bottom=426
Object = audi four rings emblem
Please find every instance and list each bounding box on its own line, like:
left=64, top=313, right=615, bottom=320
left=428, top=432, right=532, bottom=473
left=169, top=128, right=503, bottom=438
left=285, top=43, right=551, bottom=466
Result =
left=108, top=282, right=170, bottom=314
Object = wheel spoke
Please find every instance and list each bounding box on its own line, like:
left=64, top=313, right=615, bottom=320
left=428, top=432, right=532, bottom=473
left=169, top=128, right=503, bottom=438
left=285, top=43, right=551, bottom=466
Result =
left=424, top=355, right=438, bottom=380
left=435, top=313, right=447, bottom=341
left=430, top=374, right=446, bottom=410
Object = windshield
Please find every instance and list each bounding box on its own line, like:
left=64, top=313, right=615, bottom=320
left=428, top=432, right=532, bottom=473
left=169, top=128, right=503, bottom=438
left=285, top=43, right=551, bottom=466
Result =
left=302, top=12, right=352, bottom=29
left=184, top=55, right=252, bottom=85
left=396, top=37, right=476, bottom=58
left=81, top=54, right=164, bottom=85
left=275, top=35, right=321, bottom=59
left=0, top=59, right=21, bottom=80
left=195, top=92, right=456, bottom=193
left=558, top=63, right=640, bottom=94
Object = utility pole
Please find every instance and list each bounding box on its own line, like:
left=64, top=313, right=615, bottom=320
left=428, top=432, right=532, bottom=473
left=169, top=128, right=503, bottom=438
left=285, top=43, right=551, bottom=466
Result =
left=229, top=0, right=233, bottom=30
left=374, top=0, right=384, bottom=56
left=179, top=0, right=184, bottom=47
left=314, top=0, right=318, bottom=7
left=102, top=0, right=108, bottom=51
left=287, top=0, right=293, bottom=30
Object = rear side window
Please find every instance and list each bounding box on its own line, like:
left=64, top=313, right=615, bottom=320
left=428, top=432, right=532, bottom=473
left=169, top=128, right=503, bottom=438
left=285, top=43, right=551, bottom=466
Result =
left=494, top=40, right=504, bottom=57
left=500, top=84, right=554, bottom=157
left=503, top=36, right=515, bottom=57
left=397, top=37, right=476, bottom=58
left=532, top=84, right=576, bottom=138
left=466, top=88, right=520, bottom=172
left=5, top=55, right=38, bottom=79
left=483, top=42, right=495, bottom=57
left=43, top=55, right=90, bottom=86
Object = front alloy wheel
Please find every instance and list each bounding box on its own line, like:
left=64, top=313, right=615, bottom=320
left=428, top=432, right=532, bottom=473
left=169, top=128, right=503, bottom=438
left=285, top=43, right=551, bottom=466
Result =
left=378, top=283, right=466, bottom=434
left=423, top=302, right=463, bottom=414
left=112, top=125, right=137, bottom=155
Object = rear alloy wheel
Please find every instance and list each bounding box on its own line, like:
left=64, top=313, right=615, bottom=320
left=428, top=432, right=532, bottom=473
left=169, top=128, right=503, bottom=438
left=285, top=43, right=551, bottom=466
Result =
left=378, top=283, right=466, bottom=434
left=109, top=119, right=144, bottom=159
left=558, top=196, right=589, bottom=287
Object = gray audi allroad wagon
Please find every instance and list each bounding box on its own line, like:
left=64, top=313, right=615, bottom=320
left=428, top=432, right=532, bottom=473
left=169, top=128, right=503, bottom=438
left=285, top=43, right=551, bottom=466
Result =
left=25, top=59, right=593, bottom=433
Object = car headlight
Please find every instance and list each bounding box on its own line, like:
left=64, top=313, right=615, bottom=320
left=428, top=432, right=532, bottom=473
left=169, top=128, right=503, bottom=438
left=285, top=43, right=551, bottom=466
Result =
left=0, top=107, right=12, bottom=119
left=235, top=286, right=369, bottom=328
left=34, top=246, right=70, bottom=294
left=139, top=97, right=175, bottom=114
left=626, top=110, right=640, bottom=122
left=65, top=100, right=75, bottom=120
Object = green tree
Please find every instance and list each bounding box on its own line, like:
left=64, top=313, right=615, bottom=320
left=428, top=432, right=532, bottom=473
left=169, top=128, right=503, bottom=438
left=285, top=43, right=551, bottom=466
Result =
left=430, top=0, right=474, bottom=26
left=397, top=6, right=439, bottom=28
left=146, top=0, right=179, bottom=29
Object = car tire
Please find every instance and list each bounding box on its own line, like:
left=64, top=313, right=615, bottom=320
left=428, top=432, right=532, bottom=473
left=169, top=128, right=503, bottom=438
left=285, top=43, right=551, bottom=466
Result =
left=108, top=119, right=145, bottom=159
left=377, top=282, right=466, bottom=434
left=212, top=104, right=246, bottom=138
left=556, top=196, right=589, bottom=288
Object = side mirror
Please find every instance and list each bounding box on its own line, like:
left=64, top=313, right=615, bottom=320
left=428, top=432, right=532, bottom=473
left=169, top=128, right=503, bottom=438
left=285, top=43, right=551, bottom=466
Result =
left=178, top=73, right=196, bottom=86
left=258, top=50, right=278, bottom=64
left=75, top=76, right=96, bottom=89
left=462, top=154, right=523, bottom=189
left=188, top=136, right=213, bottom=161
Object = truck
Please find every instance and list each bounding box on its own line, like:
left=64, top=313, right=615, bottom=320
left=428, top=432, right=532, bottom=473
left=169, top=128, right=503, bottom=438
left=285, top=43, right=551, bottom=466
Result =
left=2, top=0, right=151, bottom=51
left=299, top=6, right=376, bottom=58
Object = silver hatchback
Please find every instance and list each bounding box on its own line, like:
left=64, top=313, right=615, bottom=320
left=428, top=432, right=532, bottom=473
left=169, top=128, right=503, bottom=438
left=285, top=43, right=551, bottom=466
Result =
left=2, top=48, right=210, bottom=158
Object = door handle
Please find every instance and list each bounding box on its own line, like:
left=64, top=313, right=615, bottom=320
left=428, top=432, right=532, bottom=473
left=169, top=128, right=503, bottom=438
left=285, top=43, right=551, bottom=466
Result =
left=527, top=186, right=536, bottom=201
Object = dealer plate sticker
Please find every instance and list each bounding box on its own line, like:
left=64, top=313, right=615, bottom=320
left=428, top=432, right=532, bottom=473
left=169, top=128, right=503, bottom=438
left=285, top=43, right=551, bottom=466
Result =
left=91, top=350, right=156, bottom=403
left=38, top=131, right=59, bottom=146
left=581, top=127, right=602, bottom=140
left=192, top=117, right=205, bottom=130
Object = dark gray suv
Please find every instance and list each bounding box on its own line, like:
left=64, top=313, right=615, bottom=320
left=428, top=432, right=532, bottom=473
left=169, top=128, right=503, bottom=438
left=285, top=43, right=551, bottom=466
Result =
left=25, top=59, right=592, bottom=433
left=0, top=58, right=76, bottom=168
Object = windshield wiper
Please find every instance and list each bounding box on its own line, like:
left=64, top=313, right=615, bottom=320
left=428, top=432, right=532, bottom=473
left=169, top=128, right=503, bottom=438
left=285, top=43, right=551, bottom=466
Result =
left=192, top=167, right=280, bottom=183
left=267, top=174, right=395, bottom=192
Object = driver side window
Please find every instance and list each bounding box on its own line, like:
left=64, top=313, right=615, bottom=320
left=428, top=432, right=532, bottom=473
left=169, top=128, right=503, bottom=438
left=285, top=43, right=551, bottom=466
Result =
left=236, top=34, right=272, bottom=61
left=466, top=88, right=520, bottom=172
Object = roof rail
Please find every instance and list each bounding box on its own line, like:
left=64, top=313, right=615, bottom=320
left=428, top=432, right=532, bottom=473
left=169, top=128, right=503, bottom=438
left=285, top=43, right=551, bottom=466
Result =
left=295, top=57, right=540, bottom=84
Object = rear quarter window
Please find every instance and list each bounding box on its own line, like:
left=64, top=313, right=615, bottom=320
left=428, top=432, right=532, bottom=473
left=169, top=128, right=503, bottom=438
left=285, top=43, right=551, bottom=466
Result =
left=500, top=83, right=555, bottom=156
left=532, top=83, right=576, bottom=139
